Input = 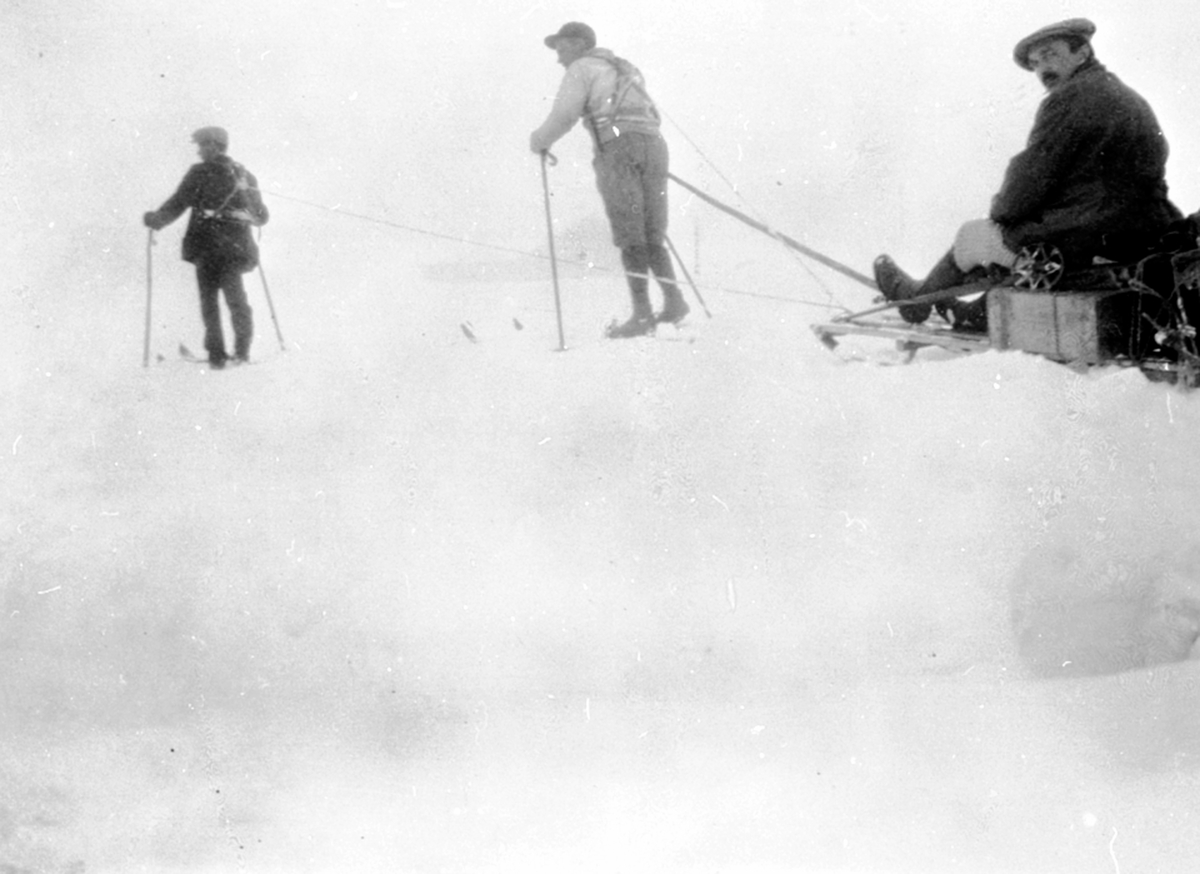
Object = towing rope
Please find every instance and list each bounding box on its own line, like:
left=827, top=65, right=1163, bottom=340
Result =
left=265, top=191, right=544, bottom=259
left=655, top=105, right=850, bottom=310
left=259, top=96, right=868, bottom=315
left=264, top=189, right=847, bottom=310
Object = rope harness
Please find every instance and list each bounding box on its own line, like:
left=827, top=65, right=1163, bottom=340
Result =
left=584, top=52, right=661, bottom=150
left=199, top=161, right=263, bottom=225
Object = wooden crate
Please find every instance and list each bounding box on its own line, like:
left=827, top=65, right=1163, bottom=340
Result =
left=986, top=287, right=1147, bottom=364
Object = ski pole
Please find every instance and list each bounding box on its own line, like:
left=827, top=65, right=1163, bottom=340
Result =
left=256, top=258, right=286, bottom=351
left=668, top=172, right=876, bottom=289
left=143, top=229, right=155, bottom=367
left=664, top=234, right=711, bottom=319
left=540, top=151, right=567, bottom=351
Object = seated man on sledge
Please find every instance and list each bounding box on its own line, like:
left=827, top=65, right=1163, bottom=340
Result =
left=874, top=18, right=1182, bottom=332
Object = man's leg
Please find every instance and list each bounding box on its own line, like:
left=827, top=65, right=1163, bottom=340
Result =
left=874, top=219, right=1013, bottom=327
left=641, top=136, right=688, bottom=324
left=873, top=256, right=932, bottom=324
left=646, top=244, right=688, bottom=324
left=952, top=219, right=1017, bottom=272
left=220, top=268, right=255, bottom=362
left=195, top=261, right=228, bottom=366
left=595, top=140, right=655, bottom=338
left=877, top=249, right=983, bottom=327
left=608, top=245, right=655, bottom=337
left=942, top=219, right=1017, bottom=331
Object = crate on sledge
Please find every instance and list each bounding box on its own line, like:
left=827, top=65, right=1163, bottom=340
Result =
left=986, top=286, right=1153, bottom=364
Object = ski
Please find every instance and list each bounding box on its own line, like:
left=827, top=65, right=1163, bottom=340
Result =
left=453, top=317, right=697, bottom=349
left=811, top=315, right=990, bottom=362
left=651, top=321, right=698, bottom=343
left=178, top=343, right=205, bottom=363
left=177, top=343, right=254, bottom=368
left=601, top=315, right=696, bottom=342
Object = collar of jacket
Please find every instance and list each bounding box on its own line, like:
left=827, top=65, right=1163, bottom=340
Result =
left=1062, top=56, right=1103, bottom=85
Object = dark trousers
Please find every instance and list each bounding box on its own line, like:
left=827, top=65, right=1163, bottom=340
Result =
left=195, top=259, right=253, bottom=362
left=593, top=131, right=669, bottom=248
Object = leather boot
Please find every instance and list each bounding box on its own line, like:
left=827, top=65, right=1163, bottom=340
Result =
left=919, top=249, right=968, bottom=319
left=944, top=296, right=988, bottom=332
left=647, top=244, right=689, bottom=324
left=873, top=255, right=930, bottom=324
left=607, top=247, right=656, bottom=339
left=914, top=250, right=990, bottom=332
left=875, top=250, right=983, bottom=327
left=606, top=290, right=655, bottom=338
left=656, top=284, right=690, bottom=325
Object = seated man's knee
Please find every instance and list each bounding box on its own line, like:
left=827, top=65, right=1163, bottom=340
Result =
left=954, top=219, right=1016, bottom=272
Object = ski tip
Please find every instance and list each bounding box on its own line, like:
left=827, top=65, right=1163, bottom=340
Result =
left=815, top=330, right=840, bottom=350
left=460, top=322, right=477, bottom=343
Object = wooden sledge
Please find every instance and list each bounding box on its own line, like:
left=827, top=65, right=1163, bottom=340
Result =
left=814, top=281, right=1199, bottom=386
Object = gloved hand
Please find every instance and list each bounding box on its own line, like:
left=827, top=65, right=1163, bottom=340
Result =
left=1159, top=215, right=1200, bottom=253
left=143, top=211, right=163, bottom=230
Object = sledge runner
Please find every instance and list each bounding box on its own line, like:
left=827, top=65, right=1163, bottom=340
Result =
left=873, top=19, right=1180, bottom=333
left=144, top=126, right=270, bottom=368
left=530, top=21, right=689, bottom=338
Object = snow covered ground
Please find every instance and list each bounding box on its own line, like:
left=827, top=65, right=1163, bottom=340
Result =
left=5, top=209, right=1200, bottom=871
left=6, top=2, right=1200, bottom=872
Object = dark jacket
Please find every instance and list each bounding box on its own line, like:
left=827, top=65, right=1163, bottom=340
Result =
left=990, top=60, right=1180, bottom=262
left=147, top=155, right=269, bottom=272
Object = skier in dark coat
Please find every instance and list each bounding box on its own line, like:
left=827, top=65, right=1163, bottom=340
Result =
left=874, top=19, right=1181, bottom=330
left=144, top=127, right=269, bottom=367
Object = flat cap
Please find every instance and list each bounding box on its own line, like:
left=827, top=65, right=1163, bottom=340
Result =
left=191, top=126, right=229, bottom=148
left=1013, top=18, right=1096, bottom=70
left=543, top=21, right=596, bottom=50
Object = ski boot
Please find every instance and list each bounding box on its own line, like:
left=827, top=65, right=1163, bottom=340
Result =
left=942, top=296, right=988, bottom=333
left=606, top=314, right=656, bottom=339
left=873, top=255, right=930, bottom=324
left=656, top=285, right=690, bottom=325
left=607, top=286, right=656, bottom=339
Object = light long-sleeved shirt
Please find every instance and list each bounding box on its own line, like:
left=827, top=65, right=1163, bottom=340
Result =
left=530, top=48, right=661, bottom=154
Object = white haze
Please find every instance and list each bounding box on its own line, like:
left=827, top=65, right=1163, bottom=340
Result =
left=4, top=1, right=1200, bottom=872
